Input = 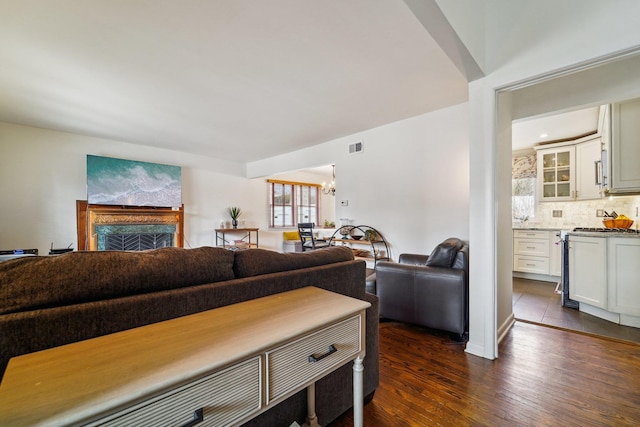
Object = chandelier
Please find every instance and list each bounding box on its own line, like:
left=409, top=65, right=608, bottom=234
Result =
left=321, top=164, right=336, bottom=196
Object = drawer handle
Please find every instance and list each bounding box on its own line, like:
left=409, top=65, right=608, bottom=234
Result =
left=308, top=344, right=337, bottom=363
left=180, top=408, right=204, bottom=427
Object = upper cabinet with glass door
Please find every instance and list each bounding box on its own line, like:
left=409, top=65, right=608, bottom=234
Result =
left=537, top=146, right=575, bottom=201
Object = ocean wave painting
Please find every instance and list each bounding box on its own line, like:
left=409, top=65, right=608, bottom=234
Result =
left=87, top=155, right=182, bottom=207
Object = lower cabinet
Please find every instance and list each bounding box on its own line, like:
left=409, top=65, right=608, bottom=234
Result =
left=569, top=235, right=640, bottom=325
left=608, top=237, right=640, bottom=317
left=568, top=235, right=607, bottom=309
left=549, top=232, right=562, bottom=277
left=513, top=229, right=561, bottom=277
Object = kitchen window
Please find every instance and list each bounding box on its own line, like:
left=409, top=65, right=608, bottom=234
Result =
left=512, top=177, right=536, bottom=222
left=268, top=180, right=320, bottom=228
left=512, top=154, right=536, bottom=222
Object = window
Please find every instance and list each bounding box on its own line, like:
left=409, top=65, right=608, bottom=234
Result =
left=512, top=154, right=536, bottom=222
left=512, top=177, right=536, bottom=222
left=268, top=180, right=320, bottom=228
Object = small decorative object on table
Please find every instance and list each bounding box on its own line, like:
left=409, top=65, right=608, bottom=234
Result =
left=364, top=229, right=379, bottom=241
left=228, top=206, right=242, bottom=229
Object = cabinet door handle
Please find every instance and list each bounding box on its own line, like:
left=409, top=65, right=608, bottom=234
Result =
left=595, top=160, right=602, bottom=185
left=309, top=344, right=337, bottom=363
left=180, top=408, right=204, bottom=427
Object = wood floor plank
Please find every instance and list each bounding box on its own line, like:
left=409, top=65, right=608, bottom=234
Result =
left=330, top=321, right=640, bottom=426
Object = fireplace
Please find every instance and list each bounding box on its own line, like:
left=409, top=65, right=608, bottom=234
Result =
left=76, top=200, right=184, bottom=251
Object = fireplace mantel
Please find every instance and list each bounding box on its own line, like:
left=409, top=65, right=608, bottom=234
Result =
left=76, top=200, right=184, bottom=251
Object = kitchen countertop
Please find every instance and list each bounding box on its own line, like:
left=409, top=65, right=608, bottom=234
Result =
left=513, top=227, right=563, bottom=231
left=514, top=226, right=640, bottom=237
left=568, top=230, right=640, bottom=238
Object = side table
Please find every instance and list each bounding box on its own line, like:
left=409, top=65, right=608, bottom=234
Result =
left=215, top=227, right=259, bottom=249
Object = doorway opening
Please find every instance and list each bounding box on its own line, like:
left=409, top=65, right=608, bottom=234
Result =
left=499, top=51, right=640, bottom=347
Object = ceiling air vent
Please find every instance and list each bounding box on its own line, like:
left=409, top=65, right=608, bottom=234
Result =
left=348, top=140, right=364, bottom=154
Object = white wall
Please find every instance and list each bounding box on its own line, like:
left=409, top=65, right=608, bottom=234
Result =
left=0, top=122, right=274, bottom=254
left=249, top=102, right=470, bottom=259
left=1, top=104, right=469, bottom=259
left=440, top=0, right=640, bottom=79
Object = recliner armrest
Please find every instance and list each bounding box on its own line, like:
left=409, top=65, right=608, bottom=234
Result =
left=376, top=260, right=418, bottom=274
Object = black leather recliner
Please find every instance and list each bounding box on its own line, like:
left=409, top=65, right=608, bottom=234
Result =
left=375, top=238, right=469, bottom=339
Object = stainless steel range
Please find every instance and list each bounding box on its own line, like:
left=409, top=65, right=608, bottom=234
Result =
left=558, top=230, right=578, bottom=309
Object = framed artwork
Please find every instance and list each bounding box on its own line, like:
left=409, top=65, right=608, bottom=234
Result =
left=87, top=155, right=182, bottom=208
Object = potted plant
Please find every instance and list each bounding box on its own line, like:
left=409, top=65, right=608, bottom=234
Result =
left=228, top=207, right=242, bottom=229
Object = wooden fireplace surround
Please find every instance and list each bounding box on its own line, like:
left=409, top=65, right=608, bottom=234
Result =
left=76, top=200, right=184, bottom=251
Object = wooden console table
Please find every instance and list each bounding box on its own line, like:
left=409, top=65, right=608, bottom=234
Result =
left=215, top=227, right=259, bottom=249
left=0, top=287, right=369, bottom=427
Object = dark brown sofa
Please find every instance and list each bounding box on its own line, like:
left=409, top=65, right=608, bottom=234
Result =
left=0, top=246, right=379, bottom=426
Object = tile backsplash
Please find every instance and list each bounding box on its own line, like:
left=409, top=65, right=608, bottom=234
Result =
left=527, top=195, right=640, bottom=229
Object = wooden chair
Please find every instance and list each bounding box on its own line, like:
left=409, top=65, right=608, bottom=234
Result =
left=297, top=223, right=330, bottom=251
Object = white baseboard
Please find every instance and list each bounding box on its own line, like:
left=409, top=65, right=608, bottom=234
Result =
left=464, top=341, right=490, bottom=359
left=498, top=313, right=515, bottom=344
left=580, top=303, right=620, bottom=323
left=513, top=271, right=559, bottom=283
left=620, top=314, right=640, bottom=328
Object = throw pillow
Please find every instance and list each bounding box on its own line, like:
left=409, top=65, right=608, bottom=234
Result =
left=425, top=238, right=463, bottom=268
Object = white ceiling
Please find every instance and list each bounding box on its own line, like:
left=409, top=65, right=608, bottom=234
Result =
left=512, top=107, right=601, bottom=152
left=1, top=1, right=601, bottom=162
left=0, top=0, right=470, bottom=163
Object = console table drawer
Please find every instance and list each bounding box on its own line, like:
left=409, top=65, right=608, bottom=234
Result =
left=97, top=357, right=261, bottom=427
left=267, top=315, right=361, bottom=402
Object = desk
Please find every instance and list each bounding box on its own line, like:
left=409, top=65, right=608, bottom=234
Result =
left=215, top=227, right=259, bottom=249
left=0, top=287, right=369, bottom=427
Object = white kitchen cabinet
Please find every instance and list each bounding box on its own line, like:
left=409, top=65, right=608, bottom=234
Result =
left=537, top=146, right=575, bottom=201
left=536, top=138, right=603, bottom=202
left=513, top=230, right=555, bottom=276
left=575, top=137, right=603, bottom=200
left=607, top=237, right=640, bottom=316
left=569, top=235, right=607, bottom=309
left=609, top=98, right=640, bottom=194
left=549, top=231, right=562, bottom=277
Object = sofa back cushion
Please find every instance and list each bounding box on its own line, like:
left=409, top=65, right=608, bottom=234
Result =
left=425, top=238, right=464, bottom=268
left=233, top=246, right=354, bottom=278
left=452, top=243, right=469, bottom=272
left=0, top=247, right=235, bottom=315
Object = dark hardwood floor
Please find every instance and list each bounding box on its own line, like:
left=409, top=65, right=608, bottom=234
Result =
left=330, top=320, right=640, bottom=426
